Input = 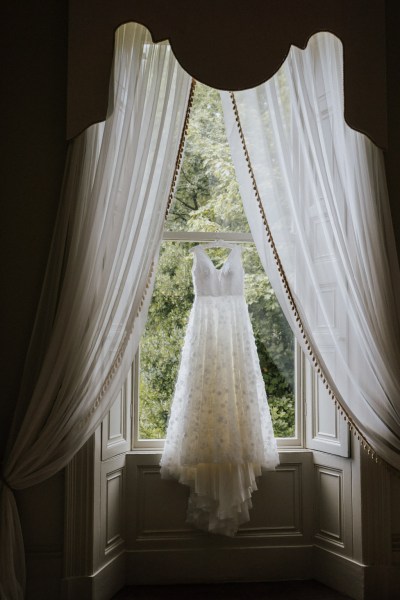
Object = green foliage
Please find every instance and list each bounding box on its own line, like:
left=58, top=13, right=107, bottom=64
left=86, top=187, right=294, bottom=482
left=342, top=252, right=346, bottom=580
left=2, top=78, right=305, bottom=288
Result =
left=166, top=84, right=248, bottom=233
left=139, top=83, right=295, bottom=440
left=268, top=396, right=295, bottom=438
left=139, top=243, right=193, bottom=438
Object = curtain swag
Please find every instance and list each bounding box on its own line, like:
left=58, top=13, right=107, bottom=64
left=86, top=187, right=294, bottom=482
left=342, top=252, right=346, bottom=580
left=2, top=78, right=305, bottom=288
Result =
left=229, top=90, right=380, bottom=463
left=220, top=32, right=400, bottom=473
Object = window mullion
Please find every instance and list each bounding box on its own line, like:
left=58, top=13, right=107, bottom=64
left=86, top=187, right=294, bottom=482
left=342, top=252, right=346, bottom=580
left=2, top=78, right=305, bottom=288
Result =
left=162, top=231, right=253, bottom=243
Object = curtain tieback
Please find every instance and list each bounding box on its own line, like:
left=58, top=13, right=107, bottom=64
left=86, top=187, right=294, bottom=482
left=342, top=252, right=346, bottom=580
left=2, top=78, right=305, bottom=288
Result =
left=0, top=470, right=13, bottom=493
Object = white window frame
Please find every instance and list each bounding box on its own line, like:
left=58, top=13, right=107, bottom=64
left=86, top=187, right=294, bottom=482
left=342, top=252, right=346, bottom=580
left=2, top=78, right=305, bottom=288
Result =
left=132, top=230, right=304, bottom=451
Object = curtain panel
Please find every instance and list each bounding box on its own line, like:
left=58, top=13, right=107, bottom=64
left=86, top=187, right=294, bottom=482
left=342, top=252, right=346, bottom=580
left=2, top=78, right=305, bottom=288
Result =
left=221, top=32, right=400, bottom=470
left=0, top=23, right=191, bottom=599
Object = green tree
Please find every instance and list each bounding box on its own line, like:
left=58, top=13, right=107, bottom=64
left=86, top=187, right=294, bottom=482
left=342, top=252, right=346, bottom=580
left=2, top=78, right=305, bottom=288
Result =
left=139, top=83, right=295, bottom=439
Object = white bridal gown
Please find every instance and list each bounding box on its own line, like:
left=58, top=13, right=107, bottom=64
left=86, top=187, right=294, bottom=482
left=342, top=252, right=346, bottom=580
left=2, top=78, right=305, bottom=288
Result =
left=160, top=244, right=279, bottom=536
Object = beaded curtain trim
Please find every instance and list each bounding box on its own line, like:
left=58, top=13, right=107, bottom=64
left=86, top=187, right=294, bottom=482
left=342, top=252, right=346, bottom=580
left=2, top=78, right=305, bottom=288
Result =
left=79, top=79, right=197, bottom=430
left=164, top=79, right=197, bottom=220
left=229, top=91, right=383, bottom=466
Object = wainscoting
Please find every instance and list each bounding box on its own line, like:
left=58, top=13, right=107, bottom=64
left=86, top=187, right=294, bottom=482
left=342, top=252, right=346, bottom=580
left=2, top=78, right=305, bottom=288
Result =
left=50, top=387, right=399, bottom=600
left=125, top=451, right=313, bottom=584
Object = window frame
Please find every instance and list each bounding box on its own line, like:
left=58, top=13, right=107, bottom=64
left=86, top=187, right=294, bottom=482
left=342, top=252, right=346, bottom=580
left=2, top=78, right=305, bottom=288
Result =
left=132, top=230, right=304, bottom=451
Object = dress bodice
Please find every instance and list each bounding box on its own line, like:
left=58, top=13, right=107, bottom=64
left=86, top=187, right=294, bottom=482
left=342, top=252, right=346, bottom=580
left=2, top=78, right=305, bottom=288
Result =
left=192, top=245, right=244, bottom=297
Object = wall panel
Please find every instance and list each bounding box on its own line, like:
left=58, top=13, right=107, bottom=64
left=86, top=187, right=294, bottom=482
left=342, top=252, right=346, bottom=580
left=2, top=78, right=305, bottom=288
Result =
left=125, top=452, right=314, bottom=584
left=100, top=455, right=126, bottom=561
left=312, top=451, right=352, bottom=555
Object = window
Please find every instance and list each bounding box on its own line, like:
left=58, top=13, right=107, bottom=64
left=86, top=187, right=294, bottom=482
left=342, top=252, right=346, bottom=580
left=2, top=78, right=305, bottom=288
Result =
left=133, top=83, right=302, bottom=449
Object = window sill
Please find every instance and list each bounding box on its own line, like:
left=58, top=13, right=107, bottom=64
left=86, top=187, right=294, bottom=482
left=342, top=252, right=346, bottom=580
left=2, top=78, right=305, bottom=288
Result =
left=127, top=447, right=312, bottom=456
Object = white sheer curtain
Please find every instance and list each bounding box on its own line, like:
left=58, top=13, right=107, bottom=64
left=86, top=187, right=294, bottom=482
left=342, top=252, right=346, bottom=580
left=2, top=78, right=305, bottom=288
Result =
left=221, top=32, right=400, bottom=471
left=0, top=23, right=191, bottom=599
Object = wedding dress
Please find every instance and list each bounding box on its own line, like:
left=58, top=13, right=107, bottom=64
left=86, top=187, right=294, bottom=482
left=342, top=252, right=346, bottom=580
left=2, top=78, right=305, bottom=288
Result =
left=160, top=243, right=279, bottom=536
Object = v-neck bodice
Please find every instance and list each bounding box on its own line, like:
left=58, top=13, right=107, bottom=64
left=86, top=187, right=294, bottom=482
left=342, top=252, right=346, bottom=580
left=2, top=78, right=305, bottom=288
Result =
left=192, top=245, right=244, bottom=297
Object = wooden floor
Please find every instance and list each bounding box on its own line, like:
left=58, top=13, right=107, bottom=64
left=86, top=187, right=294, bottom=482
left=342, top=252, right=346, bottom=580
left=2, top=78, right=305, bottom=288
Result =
left=112, top=580, right=352, bottom=599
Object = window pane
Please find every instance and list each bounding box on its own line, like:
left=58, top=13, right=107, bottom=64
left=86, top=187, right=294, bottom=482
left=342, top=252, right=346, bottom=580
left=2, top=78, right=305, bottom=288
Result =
left=139, top=241, right=295, bottom=439
left=165, top=84, right=250, bottom=234
left=138, top=82, right=295, bottom=442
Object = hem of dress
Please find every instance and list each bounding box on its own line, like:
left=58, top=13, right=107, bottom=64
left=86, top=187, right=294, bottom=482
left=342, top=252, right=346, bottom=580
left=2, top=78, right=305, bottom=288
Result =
left=160, top=459, right=279, bottom=537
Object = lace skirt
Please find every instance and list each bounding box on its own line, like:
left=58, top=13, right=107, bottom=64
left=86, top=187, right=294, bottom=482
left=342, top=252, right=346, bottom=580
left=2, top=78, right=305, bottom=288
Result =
left=160, top=294, right=279, bottom=536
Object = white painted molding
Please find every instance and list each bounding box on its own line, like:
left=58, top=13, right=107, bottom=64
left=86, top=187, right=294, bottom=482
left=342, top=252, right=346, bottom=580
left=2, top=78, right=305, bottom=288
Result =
left=126, top=451, right=314, bottom=552
left=304, top=360, right=350, bottom=458
left=64, top=434, right=96, bottom=577
left=312, top=451, right=352, bottom=556
left=100, top=454, right=126, bottom=562
left=313, top=545, right=365, bottom=600
left=101, top=370, right=131, bottom=460
left=313, top=545, right=400, bottom=600
left=61, top=551, right=125, bottom=600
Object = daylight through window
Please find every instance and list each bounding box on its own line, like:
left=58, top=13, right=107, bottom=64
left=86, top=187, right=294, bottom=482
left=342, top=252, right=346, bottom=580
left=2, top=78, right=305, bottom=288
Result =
left=136, top=83, right=297, bottom=445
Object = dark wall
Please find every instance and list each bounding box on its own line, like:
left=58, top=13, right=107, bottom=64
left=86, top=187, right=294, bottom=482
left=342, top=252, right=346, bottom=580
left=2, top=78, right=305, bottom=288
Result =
left=385, top=0, right=400, bottom=243
left=68, top=0, right=388, bottom=147
left=0, top=2, right=68, bottom=456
